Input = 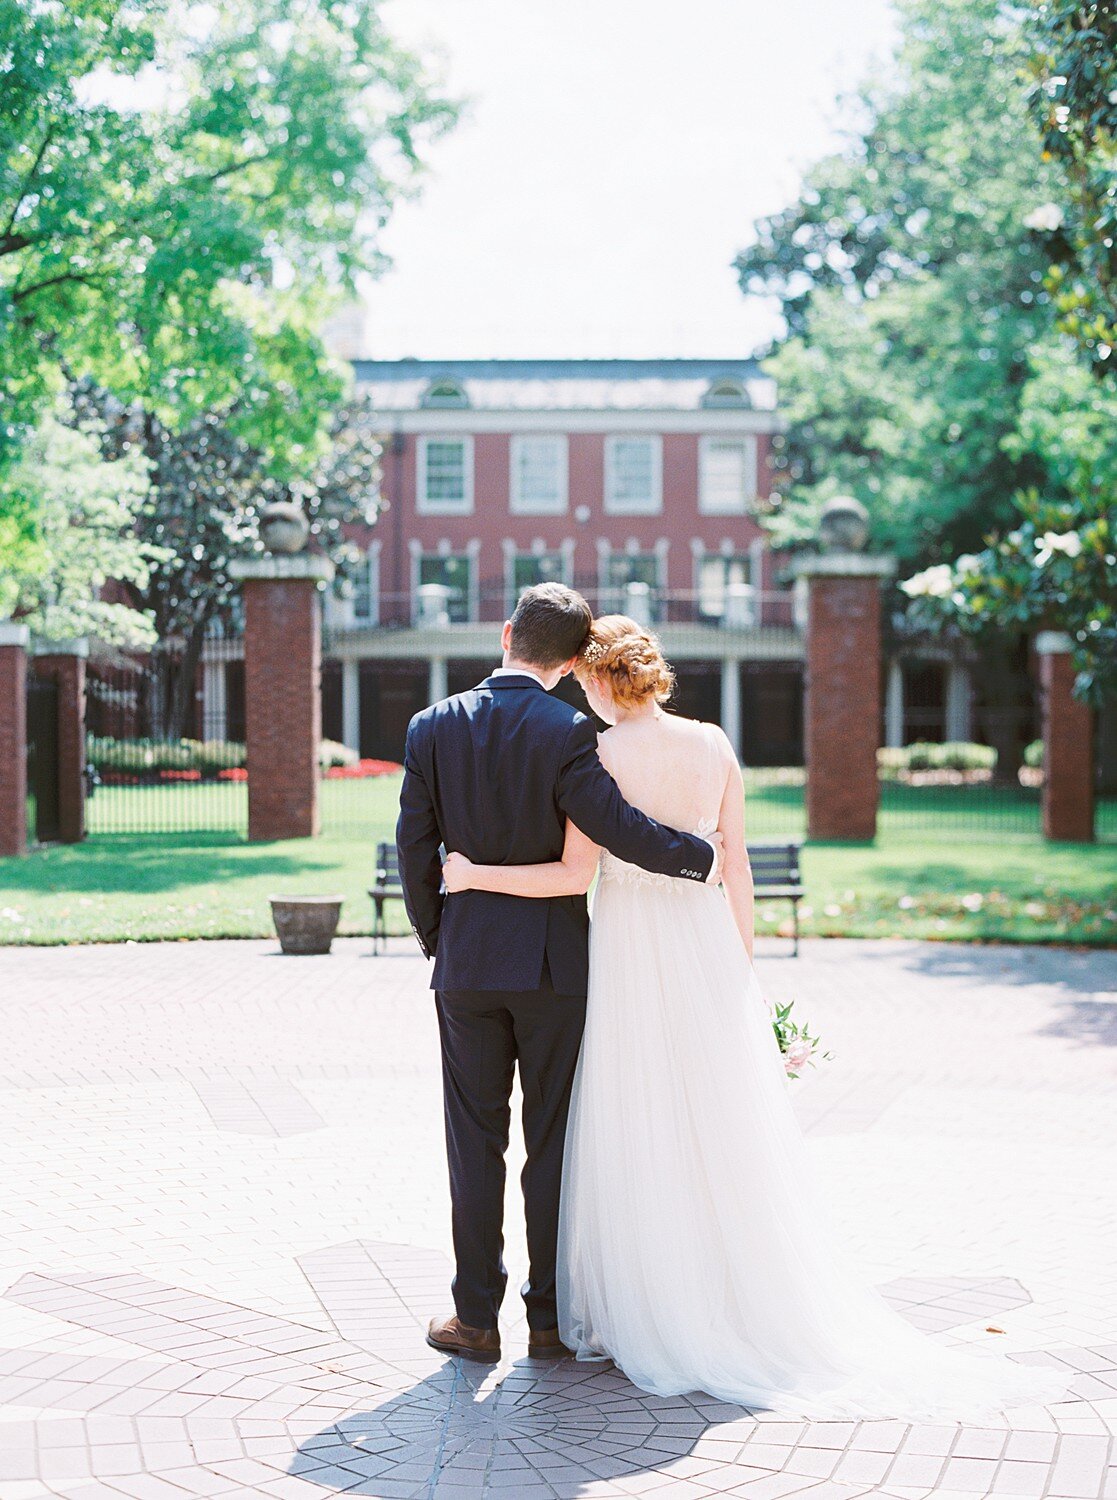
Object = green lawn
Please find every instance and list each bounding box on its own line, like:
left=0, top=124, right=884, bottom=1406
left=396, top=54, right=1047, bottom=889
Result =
left=4, top=773, right=1114, bottom=947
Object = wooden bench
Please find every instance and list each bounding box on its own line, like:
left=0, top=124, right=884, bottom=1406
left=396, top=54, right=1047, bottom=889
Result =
left=369, top=841, right=406, bottom=954
left=746, top=841, right=805, bottom=956
left=375, top=838, right=805, bottom=957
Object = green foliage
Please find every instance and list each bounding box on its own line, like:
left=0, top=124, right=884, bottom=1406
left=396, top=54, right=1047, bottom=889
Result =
left=877, top=741, right=999, bottom=776
left=0, top=409, right=164, bottom=644
left=1022, top=0, right=1117, bottom=374
left=73, top=384, right=384, bottom=735
left=737, top=0, right=1061, bottom=567
left=0, top=0, right=455, bottom=473
left=1024, top=738, right=1044, bottom=768
left=87, top=736, right=245, bottom=777
left=901, top=484, right=1115, bottom=704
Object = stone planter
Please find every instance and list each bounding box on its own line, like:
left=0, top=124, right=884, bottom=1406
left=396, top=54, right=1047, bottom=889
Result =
left=269, top=895, right=344, bottom=955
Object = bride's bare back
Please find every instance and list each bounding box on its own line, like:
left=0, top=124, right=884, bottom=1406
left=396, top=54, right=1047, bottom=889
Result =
left=598, top=712, right=731, bottom=837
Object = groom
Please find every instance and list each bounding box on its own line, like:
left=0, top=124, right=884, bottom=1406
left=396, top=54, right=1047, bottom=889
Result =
left=396, top=582, right=720, bottom=1362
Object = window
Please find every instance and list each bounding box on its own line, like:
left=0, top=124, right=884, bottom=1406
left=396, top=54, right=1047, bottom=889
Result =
left=509, top=551, right=568, bottom=610
left=604, top=436, right=661, bottom=515
left=511, top=436, right=567, bottom=514
left=697, top=554, right=755, bottom=625
left=418, top=436, right=473, bottom=514
left=421, top=379, right=469, bottom=409
left=352, top=547, right=378, bottom=623
left=699, top=437, right=757, bottom=515
left=701, top=378, right=751, bottom=408
left=603, top=552, right=661, bottom=620
left=416, top=554, right=473, bottom=623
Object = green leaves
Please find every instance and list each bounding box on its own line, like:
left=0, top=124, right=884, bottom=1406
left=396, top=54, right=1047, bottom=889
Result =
left=1022, top=0, right=1117, bottom=375
left=738, top=0, right=1062, bottom=571
left=0, top=0, right=456, bottom=473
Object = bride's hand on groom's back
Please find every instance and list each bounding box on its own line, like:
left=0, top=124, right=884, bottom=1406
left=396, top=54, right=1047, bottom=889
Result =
left=442, top=851, right=474, bottom=893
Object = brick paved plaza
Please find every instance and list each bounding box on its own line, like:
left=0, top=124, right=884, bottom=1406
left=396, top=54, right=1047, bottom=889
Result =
left=0, top=936, right=1114, bottom=1500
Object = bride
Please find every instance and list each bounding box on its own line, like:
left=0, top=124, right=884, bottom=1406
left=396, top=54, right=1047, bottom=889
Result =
left=441, top=615, right=1070, bottom=1420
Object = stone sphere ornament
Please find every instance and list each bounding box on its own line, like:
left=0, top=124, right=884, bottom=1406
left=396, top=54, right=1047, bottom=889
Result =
left=258, top=501, right=310, bottom=555
left=818, top=495, right=871, bottom=553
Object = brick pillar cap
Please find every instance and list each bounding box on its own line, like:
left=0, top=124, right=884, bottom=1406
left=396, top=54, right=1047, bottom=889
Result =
left=1035, top=630, right=1074, bottom=655
left=230, top=554, right=336, bottom=583
left=32, top=636, right=89, bottom=658
left=0, top=621, right=30, bottom=647
left=791, top=552, right=897, bottom=579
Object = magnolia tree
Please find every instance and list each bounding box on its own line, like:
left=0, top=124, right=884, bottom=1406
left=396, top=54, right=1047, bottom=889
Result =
left=0, top=410, right=165, bottom=647
left=901, top=494, right=1114, bottom=707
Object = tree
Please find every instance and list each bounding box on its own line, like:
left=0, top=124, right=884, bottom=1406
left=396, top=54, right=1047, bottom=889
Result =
left=1022, top=0, right=1117, bottom=375
left=73, top=384, right=383, bottom=738
left=0, top=408, right=164, bottom=647
left=901, top=340, right=1117, bottom=706
left=0, top=0, right=455, bottom=474
left=736, top=0, right=1063, bottom=570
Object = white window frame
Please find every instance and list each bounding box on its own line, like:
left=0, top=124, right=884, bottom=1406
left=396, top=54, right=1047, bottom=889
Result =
left=417, top=434, right=474, bottom=515
left=411, top=547, right=477, bottom=624
left=503, top=539, right=574, bottom=614
left=699, top=435, right=758, bottom=516
left=510, top=434, right=568, bottom=515
left=351, top=541, right=381, bottom=625
left=604, top=435, right=662, bottom=516
left=597, top=541, right=665, bottom=615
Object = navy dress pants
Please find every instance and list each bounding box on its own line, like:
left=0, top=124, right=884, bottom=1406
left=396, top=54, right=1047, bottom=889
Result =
left=434, top=965, right=587, bottom=1332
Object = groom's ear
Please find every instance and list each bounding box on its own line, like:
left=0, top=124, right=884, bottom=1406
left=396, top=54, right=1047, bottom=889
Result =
left=557, top=655, right=579, bottom=679
left=500, top=620, right=513, bottom=652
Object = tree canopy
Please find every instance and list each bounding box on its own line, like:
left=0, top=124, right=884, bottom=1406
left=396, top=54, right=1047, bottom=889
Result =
left=1022, top=0, right=1117, bottom=375
left=735, top=0, right=1063, bottom=569
left=0, top=0, right=455, bottom=474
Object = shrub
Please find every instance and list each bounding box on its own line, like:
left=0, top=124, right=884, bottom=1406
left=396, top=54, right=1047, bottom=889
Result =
left=1024, top=738, right=1044, bottom=769
left=87, top=736, right=246, bottom=778
left=319, top=739, right=360, bottom=769
left=877, top=741, right=998, bottom=777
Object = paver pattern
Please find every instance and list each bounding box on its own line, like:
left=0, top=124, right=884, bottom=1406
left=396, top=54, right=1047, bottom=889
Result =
left=0, top=935, right=1114, bottom=1500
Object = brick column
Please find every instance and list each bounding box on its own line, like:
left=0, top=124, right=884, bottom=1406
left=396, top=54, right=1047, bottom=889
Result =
left=1036, top=631, right=1095, bottom=843
left=32, top=639, right=88, bottom=844
left=0, top=622, right=30, bottom=858
left=229, top=555, right=335, bottom=841
left=793, top=554, right=896, bottom=841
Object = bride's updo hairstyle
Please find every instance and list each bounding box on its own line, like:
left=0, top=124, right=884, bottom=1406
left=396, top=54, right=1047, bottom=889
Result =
left=575, top=615, right=676, bottom=708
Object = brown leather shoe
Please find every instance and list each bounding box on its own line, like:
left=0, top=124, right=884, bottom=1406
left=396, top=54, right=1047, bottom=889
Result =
left=426, top=1315, right=501, bottom=1364
left=527, top=1326, right=574, bottom=1359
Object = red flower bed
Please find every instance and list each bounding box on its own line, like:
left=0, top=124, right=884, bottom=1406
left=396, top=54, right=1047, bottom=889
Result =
left=324, top=759, right=403, bottom=779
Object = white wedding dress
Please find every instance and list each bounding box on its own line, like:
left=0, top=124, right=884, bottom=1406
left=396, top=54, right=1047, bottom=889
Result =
left=556, top=718, right=1070, bottom=1420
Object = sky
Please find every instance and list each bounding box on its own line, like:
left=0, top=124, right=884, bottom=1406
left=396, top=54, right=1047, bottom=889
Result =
left=351, top=0, right=899, bottom=361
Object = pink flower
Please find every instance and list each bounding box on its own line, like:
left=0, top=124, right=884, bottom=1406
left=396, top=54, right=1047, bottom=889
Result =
left=785, top=1039, right=813, bottom=1071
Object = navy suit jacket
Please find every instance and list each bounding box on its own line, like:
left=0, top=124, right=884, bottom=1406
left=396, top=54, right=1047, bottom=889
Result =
left=395, top=672, right=715, bottom=995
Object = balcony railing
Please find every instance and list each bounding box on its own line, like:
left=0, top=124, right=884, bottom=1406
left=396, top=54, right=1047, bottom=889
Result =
left=330, top=582, right=799, bottom=635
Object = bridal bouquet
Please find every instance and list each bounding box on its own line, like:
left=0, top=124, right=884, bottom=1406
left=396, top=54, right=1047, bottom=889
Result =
left=768, top=997, right=829, bottom=1079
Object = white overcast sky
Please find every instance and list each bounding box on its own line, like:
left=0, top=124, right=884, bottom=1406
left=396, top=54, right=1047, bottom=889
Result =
left=356, top=0, right=898, bottom=360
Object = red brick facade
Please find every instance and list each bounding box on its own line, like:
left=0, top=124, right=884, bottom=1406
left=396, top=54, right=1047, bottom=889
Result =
left=374, top=430, right=775, bottom=613
left=802, top=568, right=889, bottom=841
left=33, top=649, right=87, bottom=844
left=0, top=634, right=28, bottom=857
left=240, top=573, right=324, bottom=841
left=1040, top=643, right=1095, bottom=843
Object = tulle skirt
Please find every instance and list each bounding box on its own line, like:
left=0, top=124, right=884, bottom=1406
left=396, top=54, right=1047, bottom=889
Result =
left=556, top=868, right=1072, bottom=1420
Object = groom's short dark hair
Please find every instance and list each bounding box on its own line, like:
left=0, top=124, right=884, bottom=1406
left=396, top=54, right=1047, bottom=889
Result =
left=509, top=583, right=593, bottom=667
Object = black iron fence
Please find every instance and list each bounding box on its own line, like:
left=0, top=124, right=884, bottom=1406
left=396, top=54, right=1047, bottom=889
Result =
left=85, top=644, right=246, bottom=837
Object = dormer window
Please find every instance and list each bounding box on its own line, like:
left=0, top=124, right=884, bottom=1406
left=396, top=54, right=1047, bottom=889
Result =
left=702, top=378, right=750, bottom=409
left=421, top=379, right=469, bottom=409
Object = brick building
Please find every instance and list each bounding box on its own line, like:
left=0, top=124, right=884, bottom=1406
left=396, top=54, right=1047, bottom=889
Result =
left=196, top=355, right=1024, bottom=770
left=304, top=357, right=803, bottom=763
